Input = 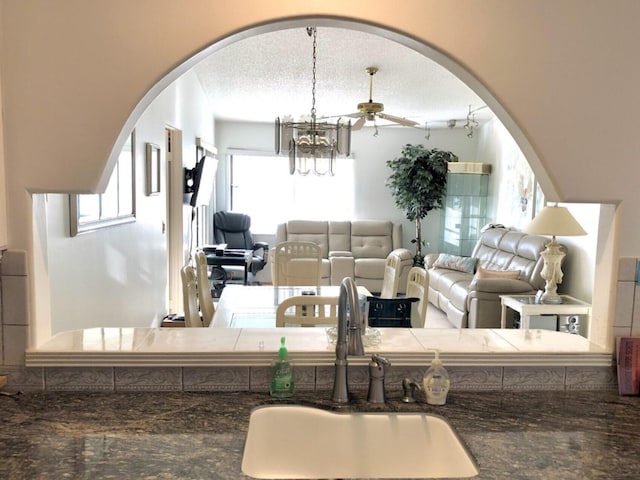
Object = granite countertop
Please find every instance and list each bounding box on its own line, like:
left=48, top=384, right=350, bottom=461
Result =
left=1, top=388, right=639, bottom=479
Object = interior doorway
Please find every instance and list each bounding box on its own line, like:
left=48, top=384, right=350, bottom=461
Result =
left=165, top=127, right=183, bottom=313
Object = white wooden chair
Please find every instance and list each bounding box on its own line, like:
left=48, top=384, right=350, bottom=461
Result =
left=272, top=241, right=322, bottom=287
left=194, top=249, right=215, bottom=327
left=379, top=251, right=402, bottom=298
left=180, top=265, right=204, bottom=327
left=405, top=266, right=429, bottom=328
left=275, top=295, right=339, bottom=327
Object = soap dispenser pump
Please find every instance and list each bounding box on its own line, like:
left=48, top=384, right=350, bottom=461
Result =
left=422, top=349, right=450, bottom=405
left=270, top=336, right=295, bottom=398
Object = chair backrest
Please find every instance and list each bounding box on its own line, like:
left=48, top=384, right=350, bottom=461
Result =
left=276, top=295, right=339, bottom=327
left=379, top=251, right=402, bottom=298
left=213, top=211, right=253, bottom=249
left=180, top=265, right=203, bottom=327
left=405, top=266, right=429, bottom=328
left=366, top=296, right=419, bottom=328
left=273, top=241, right=322, bottom=287
left=194, top=249, right=215, bottom=327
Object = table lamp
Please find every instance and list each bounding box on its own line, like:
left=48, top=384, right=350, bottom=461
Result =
left=523, top=203, right=586, bottom=304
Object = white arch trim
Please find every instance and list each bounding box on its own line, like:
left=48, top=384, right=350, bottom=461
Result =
left=110, top=17, right=558, bottom=200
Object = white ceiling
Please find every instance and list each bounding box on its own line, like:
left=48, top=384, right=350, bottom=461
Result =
left=192, top=26, right=494, bottom=129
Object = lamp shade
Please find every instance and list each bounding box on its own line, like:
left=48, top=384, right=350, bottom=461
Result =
left=523, top=205, right=587, bottom=237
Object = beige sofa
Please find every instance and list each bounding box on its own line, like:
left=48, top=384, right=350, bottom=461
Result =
left=274, top=220, right=413, bottom=294
left=426, top=226, right=565, bottom=328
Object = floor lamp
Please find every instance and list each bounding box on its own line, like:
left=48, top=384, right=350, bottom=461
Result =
left=523, top=204, right=586, bottom=304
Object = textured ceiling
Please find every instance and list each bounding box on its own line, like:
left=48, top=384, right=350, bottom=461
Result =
left=192, top=26, right=494, bottom=129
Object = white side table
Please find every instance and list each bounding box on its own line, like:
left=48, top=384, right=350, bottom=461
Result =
left=499, top=295, right=591, bottom=330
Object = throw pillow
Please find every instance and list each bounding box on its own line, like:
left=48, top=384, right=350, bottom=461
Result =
left=432, top=253, right=478, bottom=273
left=473, top=267, right=521, bottom=281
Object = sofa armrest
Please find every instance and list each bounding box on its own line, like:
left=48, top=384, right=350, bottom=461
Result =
left=391, top=247, right=414, bottom=262
left=330, top=255, right=355, bottom=286
left=469, top=278, right=537, bottom=294
left=424, top=253, right=439, bottom=269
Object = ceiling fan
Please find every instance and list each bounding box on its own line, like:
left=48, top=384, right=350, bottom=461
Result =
left=338, top=66, right=419, bottom=131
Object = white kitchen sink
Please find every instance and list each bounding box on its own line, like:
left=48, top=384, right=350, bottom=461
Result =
left=242, top=405, right=478, bottom=479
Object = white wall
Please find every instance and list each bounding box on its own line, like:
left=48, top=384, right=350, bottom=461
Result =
left=0, top=52, right=6, bottom=249
left=36, top=71, right=213, bottom=334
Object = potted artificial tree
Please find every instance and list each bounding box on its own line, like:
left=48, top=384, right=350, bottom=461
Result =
left=386, top=144, right=458, bottom=266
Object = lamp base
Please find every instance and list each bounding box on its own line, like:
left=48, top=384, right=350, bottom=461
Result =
left=540, top=293, right=563, bottom=304
left=539, top=237, right=565, bottom=305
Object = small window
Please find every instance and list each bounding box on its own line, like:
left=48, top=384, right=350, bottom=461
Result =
left=70, top=131, right=136, bottom=236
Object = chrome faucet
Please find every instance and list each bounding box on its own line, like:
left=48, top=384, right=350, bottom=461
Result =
left=332, top=277, right=365, bottom=403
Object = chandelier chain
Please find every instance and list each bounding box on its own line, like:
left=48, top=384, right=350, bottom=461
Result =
left=308, top=27, right=317, bottom=116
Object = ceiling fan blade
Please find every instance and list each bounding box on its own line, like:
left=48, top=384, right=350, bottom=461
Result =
left=377, top=113, right=419, bottom=127
left=318, top=112, right=363, bottom=120
left=352, top=116, right=366, bottom=130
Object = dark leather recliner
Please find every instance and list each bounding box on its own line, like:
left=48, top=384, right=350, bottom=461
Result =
left=212, top=211, right=268, bottom=275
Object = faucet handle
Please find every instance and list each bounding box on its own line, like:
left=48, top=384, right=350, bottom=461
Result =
left=371, top=354, right=391, bottom=367
left=367, top=354, right=390, bottom=404
left=401, top=377, right=422, bottom=403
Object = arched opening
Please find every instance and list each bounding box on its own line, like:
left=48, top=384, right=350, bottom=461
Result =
left=33, top=17, right=612, bottom=360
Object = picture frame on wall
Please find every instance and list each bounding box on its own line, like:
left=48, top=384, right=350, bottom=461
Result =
left=145, top=143, right=161, bottom=196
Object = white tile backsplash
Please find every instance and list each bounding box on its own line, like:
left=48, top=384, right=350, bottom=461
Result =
left=448, top=366, right=504, bottom=390
left=3, top=325, right=28, bottom=365
left=565, top=366, right=617, bottom=390
left=183, top=366, right=250, bottom=391
left=1, top=276, right=29, bottom=325
left=633, top=285, right=640, bottom=335
left=115, top=367, right=182, bottom=391
left=0, top=250, right=28, bottom=276
left=618, top=257, right=638, bottom=282
left=614, top=281, right=635, bottom=327
left=503, top=366, right=566, bottom=390
left=45, top=367, right=114, bottom=391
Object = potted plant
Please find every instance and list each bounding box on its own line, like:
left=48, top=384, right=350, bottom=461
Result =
left=386, top=144, right=458, bottom=266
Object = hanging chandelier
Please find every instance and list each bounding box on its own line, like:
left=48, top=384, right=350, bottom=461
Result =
left=275, top=27, right=351, bottom=176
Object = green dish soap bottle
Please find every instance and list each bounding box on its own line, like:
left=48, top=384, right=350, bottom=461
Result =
left=270, top=336, right=295, bottom=398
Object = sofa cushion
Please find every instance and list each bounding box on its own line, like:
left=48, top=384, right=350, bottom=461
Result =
left=282, top=220, right=330, bottom=258
left=433, top=253, right=478, bottom=273
left=320, top=259, right=331, bottom=282
left=448, top=279, right=473, bottom=312
left=350, top=221, right=395, bottom=259
left=354, top=258, right=386, bottom=280
left=428, top=268, right=472, bottom=313
left=469, top=267, right=521, bottom=290
left=429, top=268, right=471, bottom=299
left=328, top=221, right=351, bottom=252
left=474, top=267, right=521, bottom=280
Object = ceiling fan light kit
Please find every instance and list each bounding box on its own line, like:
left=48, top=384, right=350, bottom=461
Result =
left=275, top=27, right=351, bottom=176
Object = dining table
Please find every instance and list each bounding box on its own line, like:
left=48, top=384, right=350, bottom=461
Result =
left=210, top=284, right=372, bottom=328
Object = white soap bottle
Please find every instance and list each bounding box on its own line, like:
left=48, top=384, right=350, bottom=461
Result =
left=423, top=349, right=450, bottom=405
